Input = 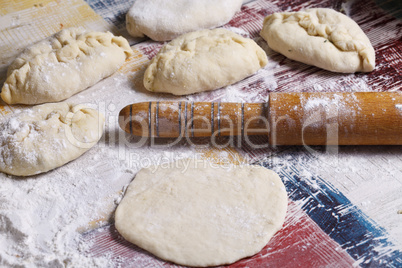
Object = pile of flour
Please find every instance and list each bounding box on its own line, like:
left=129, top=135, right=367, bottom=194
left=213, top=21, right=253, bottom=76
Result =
left=0, top=145, right=120, bottom=267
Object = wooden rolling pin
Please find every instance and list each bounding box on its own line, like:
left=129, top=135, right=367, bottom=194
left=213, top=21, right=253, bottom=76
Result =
left=119, top=92, right=402, bottom=145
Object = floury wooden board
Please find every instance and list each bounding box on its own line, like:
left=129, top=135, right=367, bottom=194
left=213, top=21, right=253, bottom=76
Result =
left=0, top=0, right=401, bottom=267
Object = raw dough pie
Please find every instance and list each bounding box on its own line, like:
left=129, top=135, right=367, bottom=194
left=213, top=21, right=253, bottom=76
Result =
left=115, top=159, right=288, bottom=267
left=126, top=0, right=243, bottom=41
left=1, top=27, right=132, bottom=105
left=0, top=103, right=104, bottom=176
left=144, top=28, right=268, bottom=95
left=260, top=8, right=375, bottom=73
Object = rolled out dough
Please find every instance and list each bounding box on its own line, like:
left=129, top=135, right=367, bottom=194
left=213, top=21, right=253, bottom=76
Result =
left=115, top=159, right=288, bottom=267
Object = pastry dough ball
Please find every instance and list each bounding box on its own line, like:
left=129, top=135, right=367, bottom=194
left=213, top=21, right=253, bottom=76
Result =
left=144, top=28, right=268, bottom=95
left=260, top=8, right=375, bottom=73
left=126, top=0, right=243, bottom=41
left=1, top=28, right=132, bottom=105
left=115, top=159, right=288, bottom=267
left=0, top=103, right=105, bottom=176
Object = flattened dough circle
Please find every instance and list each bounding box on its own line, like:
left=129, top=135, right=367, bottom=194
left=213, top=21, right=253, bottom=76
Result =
left=115, top=160, right=288, bottom=267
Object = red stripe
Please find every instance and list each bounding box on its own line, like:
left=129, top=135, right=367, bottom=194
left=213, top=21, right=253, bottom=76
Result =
left=83, top=201, right=355, bottom=267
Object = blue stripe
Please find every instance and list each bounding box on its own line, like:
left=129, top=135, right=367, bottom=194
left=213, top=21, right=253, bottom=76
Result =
left=85, top=0, right=134, bottom=30
left=259, top=152, right=402, bottom=267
